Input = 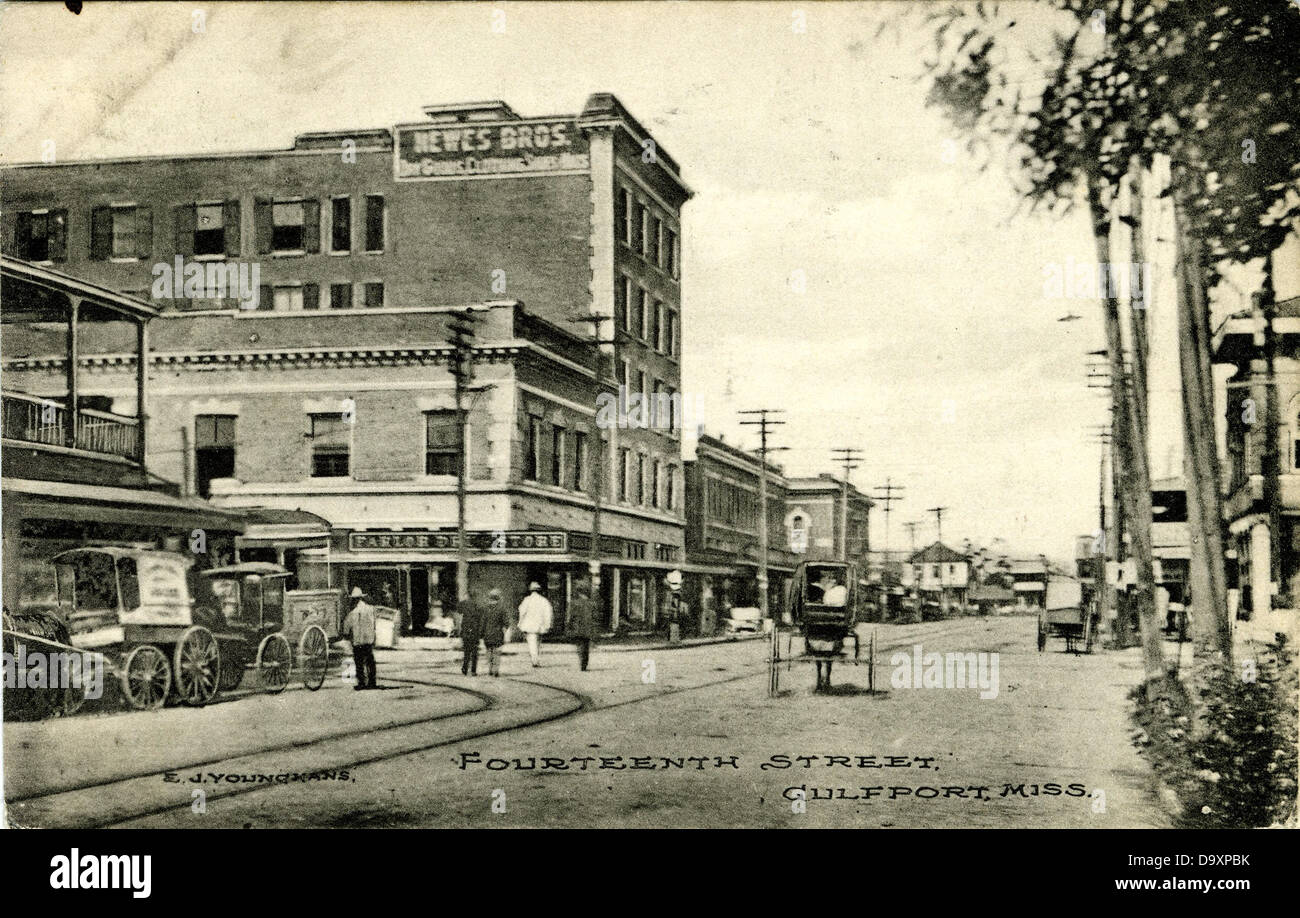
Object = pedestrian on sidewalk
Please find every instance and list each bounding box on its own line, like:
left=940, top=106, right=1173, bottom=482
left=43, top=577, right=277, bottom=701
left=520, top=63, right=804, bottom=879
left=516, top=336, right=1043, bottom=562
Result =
left=566, top=582, right=598, bottom=671
left=481, top=589, right=508, bottom=677
left=342, top=587, right=378, bottom=690
left=516, top=581, right=553, bottom=667
left=460, top=594, right=483, bottom=676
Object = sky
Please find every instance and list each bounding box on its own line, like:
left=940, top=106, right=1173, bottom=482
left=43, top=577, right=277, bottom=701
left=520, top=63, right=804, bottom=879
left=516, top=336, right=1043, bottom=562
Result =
left=2, top=1, right=1290, bottom=563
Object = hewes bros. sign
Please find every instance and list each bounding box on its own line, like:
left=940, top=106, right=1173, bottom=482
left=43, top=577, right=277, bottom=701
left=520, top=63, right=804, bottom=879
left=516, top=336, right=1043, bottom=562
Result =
left=349, top=530, right=568, bottom=553
left=395, top=119, right=589, bottom=181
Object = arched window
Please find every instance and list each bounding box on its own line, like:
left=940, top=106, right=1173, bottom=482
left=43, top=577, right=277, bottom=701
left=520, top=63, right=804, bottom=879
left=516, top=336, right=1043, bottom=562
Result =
left=789, top=513, right=808, bottom=553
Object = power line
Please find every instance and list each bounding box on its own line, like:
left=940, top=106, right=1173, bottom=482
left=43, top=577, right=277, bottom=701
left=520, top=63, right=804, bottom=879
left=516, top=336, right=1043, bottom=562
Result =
left=739, top=408, right=786, bottom=622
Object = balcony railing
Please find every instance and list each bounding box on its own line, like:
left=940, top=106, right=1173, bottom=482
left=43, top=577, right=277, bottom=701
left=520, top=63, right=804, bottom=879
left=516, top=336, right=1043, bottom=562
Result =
left=2, top=391, right=139, bottom=461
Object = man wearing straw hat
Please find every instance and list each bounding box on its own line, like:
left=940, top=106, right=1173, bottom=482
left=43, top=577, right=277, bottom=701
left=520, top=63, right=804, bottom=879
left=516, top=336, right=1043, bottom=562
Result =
left=516, top=581, right=553, bottom=668
left=342, top=586, right=378, bottom=690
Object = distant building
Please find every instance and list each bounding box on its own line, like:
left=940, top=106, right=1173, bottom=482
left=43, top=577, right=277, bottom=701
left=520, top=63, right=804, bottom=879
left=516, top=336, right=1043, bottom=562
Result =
left=1151, top=476, right=1190, bottom=606
left=783, top=474, right=872, bottom=566
left=682, top=432, right=797, bottom=631
left=1007, top=557, right=1050, bottom=610
left=904, top=542, right=971, bottom=612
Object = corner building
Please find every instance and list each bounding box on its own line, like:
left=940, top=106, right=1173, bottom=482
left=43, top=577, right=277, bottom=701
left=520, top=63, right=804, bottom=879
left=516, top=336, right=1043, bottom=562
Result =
left=1, top=93, right=692, bottom=633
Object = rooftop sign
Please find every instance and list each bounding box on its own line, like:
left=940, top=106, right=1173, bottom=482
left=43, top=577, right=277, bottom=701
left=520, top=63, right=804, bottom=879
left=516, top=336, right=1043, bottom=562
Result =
left=394, top=118, right=589, bottom=181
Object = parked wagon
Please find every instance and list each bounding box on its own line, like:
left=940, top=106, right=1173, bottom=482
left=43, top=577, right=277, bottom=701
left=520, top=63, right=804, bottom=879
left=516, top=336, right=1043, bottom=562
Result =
left=51, top=547, right=227, bottom=710
left=48, top=548, right=340, bottom=711
left=1036, top=576, right=1093, bottom=654
left=197, top=563, right=339, bottom=694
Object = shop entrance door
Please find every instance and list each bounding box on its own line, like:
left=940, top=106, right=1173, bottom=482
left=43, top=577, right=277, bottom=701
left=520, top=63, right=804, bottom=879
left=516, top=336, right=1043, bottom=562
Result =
left=410, top=568, right=430, bottom=633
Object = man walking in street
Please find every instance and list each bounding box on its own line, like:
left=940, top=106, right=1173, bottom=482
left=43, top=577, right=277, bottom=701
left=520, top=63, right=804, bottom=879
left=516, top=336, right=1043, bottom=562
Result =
left=481, top=589, right=508, bottom=677
left=460, top=593, right=483, bottom=676
left=516, top=581, right=553, bottom=668
left=566, top=582, right=598, bottom=671
left=342, top=586, right=378, bottom=690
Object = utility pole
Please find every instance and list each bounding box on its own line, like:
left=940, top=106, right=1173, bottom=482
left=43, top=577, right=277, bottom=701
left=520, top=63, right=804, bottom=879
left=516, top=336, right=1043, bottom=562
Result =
left=904, top=520, right=922, bottom=621
left=570, top=313, right=617, bottom=601
left=830, top=448, right=863, bottom=562
left=872, top=478, right=905, bottom=557
left=739, top=409, right=785, bottom=623
left=927, top=505, right=950, bottom=617
left=447, top=308, right=477, bottom=605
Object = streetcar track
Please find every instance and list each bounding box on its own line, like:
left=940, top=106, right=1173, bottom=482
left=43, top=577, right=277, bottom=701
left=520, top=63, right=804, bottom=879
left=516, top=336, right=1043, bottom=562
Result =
left=12, top=619, right=998, bottom=826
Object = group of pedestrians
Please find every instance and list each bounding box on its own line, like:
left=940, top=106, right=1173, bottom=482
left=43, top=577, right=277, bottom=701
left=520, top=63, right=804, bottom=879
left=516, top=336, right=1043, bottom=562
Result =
left=459, top=580, right=598, bottom=676
left=340, top=580, right=600, bottom=688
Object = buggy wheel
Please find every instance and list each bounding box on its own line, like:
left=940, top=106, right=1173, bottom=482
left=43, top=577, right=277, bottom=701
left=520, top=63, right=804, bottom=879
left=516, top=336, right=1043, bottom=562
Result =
left=218, top=652, right=246, bottom=691
left=174, top=626, right=221, bottom=706
left=121, top=645, right=172, bottom=711
left=299, top=625, right=328, bottom=691
left=257, top=633, right=292, bottom=694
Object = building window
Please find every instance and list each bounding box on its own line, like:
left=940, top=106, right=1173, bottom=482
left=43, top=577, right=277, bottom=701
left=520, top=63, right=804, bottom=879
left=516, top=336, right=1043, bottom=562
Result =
left=649, top=300, right=662, bottom=351
left=425, top=410, right=460, bottom=476
left=615, top=274, right=628, bottom=331
left=648, top=216, right=661, bottom=266
left=651, top=379, right=663, bottom=429
left=651, top=460, right=661, bottom=509
left=636, top=453, right=646, bottom=504
left=653, top=301, right=666, bottom=352
left=631, top=201, right=644, bottom=253
left=618, top=448, right=630, bottom=500
left=13, top=210, right=68, bottom=262
left=194, top=414, right=235, bottom=498
left=257, top=198, right=319, bottom=255
left=668, top=310, right=679, bottom=357
left=790, top=513, right=808, bottom=552
left=330, top=196, right=351, bottom=253
left=549, top=426, right=566, bottom=486
left=309, top=413, right=350, bottom=478
left=330, top=283, right=353, bottom=310
left=90, top=205, right=151, bottom=260
left=666, top=228, right=679, bottom=278
left=573, top=431, right=587, bottom=492
left=363, top=282, right=385, bottom=308
left=172, top=202, right=239, bottom=258
left=666, top=465, right=677, bottom=511
left=667, top=386, right=680, bottom=432
left=272, top=285, right=305, bottom=312
left=364, top=195, right=385, bottom=252
left=617, top=188, right=633, bottom=246
left=619, top=359, right=631, bottom=409
left=640, top=206, right=652, bottom=259
left=524, top=416, right=542, bottom=482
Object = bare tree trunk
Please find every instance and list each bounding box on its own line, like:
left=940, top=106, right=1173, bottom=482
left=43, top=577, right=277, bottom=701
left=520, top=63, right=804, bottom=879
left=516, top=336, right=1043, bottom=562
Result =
left=1171, top=177, right=1233, bottom=665
left=1089, top=174, right=1165, bottom=684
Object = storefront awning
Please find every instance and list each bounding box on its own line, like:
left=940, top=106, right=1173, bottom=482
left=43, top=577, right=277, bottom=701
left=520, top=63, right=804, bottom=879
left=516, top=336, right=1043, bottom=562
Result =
left=234, top=507, right=332, bottom=550
left=3, top=476, right=246, bottom=532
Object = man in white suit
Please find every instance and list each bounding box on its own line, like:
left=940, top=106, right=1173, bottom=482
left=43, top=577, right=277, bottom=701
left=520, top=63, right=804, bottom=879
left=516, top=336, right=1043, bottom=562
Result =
left=516, top=582, right=553, bottom=667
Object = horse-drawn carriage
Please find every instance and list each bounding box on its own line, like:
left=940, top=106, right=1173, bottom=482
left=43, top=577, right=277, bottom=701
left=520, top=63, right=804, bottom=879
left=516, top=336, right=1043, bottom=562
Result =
left=771, top=560, right=872, bottom=693
left=1036, top=576, right=1094, bottom=654
left=42, top=547, right=339, bottom=710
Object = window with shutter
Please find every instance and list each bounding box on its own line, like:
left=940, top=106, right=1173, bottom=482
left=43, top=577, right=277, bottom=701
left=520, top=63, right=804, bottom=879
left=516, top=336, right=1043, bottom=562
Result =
left=364, top=195, right=385, bottom=252
left=90, top=207, right=112, bottom=261
left=572, top=431, right=587, bottom=492
left=302, top=199, right=320, bottom=253
left=14, top=210, right=67, bottom=262
left=193, top=204, right=224, bottom=256
left=223, top=201, right=241, bottom=256
left=271, top=201, right=305, bottom=253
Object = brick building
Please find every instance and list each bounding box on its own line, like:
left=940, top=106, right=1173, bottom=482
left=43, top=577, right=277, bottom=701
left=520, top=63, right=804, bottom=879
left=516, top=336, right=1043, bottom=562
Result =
left=682, top=432, right=799, bottom=631
left=1, top=93, right=691, bottom=633
left=783, top=474, right=872, bottom=566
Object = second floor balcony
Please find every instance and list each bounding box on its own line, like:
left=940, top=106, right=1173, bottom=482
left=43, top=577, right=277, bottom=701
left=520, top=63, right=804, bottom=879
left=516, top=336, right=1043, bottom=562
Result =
left=2, top=256, right=157, bottom=483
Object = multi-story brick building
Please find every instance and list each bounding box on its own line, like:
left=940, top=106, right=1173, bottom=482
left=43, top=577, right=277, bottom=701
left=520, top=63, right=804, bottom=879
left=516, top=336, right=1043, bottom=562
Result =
left=682, top=432, right=799, bottom=631
left=1, top=93, right=691, bottom=633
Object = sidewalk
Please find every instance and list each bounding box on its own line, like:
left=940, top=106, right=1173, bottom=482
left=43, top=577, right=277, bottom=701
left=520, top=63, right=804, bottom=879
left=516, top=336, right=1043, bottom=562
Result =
left=390, top=629, right=766, bottom=654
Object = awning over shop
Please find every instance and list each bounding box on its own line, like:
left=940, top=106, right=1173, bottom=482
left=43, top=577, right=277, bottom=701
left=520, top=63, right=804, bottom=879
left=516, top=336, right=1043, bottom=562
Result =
left=3, top=476, right=246, bottom=532
left=235, top=507, right=332, bottom=550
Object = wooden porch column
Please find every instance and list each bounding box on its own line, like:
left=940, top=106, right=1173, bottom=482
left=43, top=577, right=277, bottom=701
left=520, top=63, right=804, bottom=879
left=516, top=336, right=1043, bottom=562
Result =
left=136, top=319, right=148, bottom=463
left=64, top=298, right=79, bottom=448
